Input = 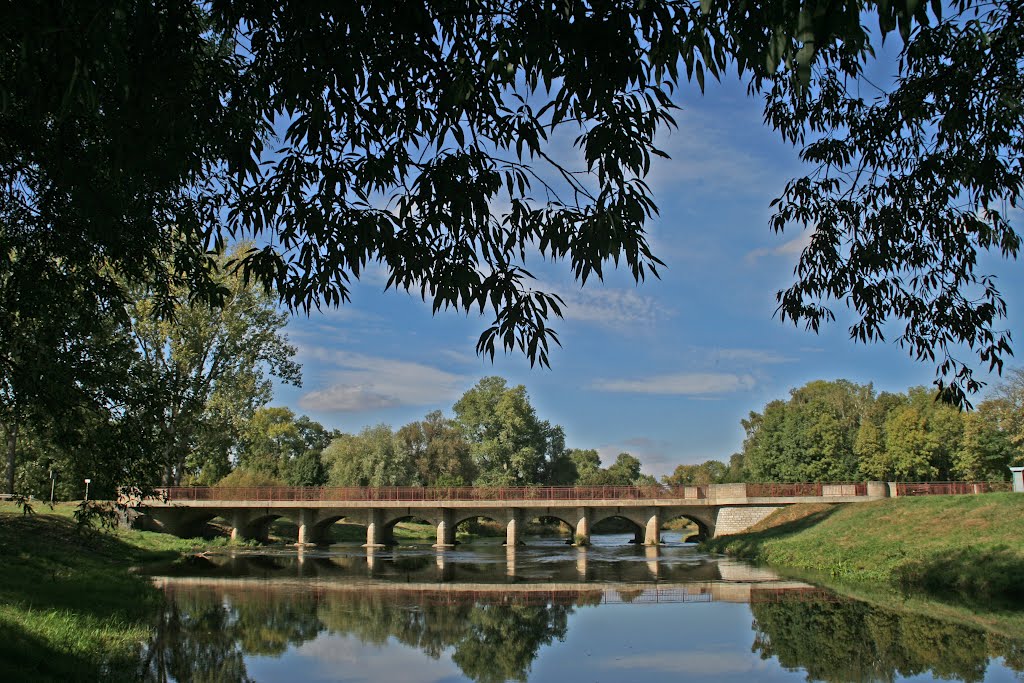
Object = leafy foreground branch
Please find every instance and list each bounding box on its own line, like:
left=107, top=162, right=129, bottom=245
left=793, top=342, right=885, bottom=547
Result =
left=703, top=493, right=1024, bottom=603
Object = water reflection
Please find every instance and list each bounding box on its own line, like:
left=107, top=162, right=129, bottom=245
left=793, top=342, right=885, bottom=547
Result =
left=751, top=598, right=1024, bottom=683
left=141, top=544, right=1024, bottom=682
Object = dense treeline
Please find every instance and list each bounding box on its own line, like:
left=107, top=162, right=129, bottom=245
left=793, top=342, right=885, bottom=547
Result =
left=246, top=376, right=656, bottom=490
left=666, top=376, right=1024, bottom=485
left=12, top=366, right=657, bottom=498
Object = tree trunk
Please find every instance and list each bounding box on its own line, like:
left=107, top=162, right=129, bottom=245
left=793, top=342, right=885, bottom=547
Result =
left=5, top=421, right=18, bottom=495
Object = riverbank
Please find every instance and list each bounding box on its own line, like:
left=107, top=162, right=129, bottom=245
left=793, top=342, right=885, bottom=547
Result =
left=702, top=493, right=1024, bottom=602
left=0, top=504, right=225, bottom=682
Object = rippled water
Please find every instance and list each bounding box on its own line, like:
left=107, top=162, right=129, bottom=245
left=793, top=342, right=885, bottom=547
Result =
left=140, top=535, right=1024, bottom=682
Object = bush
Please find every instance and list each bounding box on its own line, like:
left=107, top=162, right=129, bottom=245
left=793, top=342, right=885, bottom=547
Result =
left=213, top=469, right=286, bottom=488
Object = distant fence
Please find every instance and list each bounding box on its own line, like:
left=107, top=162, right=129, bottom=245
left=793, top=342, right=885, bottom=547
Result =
left=147, top=481, right=1008, bottom=504
left=892, top=481, right=1010, bottom=496
left=744, top=483, right=868, bottom=498
left=152, top=485, right=698, bottom=503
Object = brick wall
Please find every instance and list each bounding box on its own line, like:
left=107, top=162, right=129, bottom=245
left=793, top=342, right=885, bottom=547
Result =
left=714, top=506, right=781, bottom=536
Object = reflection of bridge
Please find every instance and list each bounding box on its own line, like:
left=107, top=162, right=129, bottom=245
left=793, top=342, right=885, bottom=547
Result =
left=133, top=481, right=1004, bottom=546
left=151, top=576, right=838, bottom=606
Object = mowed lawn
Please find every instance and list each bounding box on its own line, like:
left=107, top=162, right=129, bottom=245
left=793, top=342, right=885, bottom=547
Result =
left=704, top=493, right=1024, bottom=601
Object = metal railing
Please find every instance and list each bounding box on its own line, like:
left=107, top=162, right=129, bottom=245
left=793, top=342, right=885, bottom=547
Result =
left=893, top=481, right=1011, bottom=496
left=149, top=480, right=1009, bottom=504
left=745, top=482, right=868, bottom=498
left=153, top=484, right=702, bottom=503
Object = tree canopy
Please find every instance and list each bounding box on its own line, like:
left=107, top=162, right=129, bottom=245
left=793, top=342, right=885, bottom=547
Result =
left=4, top=0, right=1023, bottom=412
left=740, top=377, right=1024, bottom=482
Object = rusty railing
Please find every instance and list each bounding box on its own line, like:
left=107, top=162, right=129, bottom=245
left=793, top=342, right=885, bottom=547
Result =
left=150, top=480, right=1008, bottom=504
left=153, top=484, right=704, bottom=503
left=893, top=481, right=1011, bottom=496
left=744, top=482, right=868, bottom=498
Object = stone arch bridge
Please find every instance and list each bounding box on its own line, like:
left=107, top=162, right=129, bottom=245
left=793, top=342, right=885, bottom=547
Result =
left=131, top=481, right=996, bottom=547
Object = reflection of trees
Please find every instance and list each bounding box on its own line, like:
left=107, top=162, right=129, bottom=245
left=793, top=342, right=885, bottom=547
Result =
left=140, top=596, right=252, bottom=683
left=140, top=589, right=321, bottom=682
left=146, top=586, right=573, bottom=683
left=452, top=604, right=569, bottom=683
left=750, top=598, right=1024, bottom=683
left=227, top=590, right=321, bottom=656
left=318, top=593, right=571, bottom=682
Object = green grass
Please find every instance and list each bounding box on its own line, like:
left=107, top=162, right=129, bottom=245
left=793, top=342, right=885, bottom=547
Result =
left=0, top=504, right=254, bottom=682
left=702, top=493, right=1024, bottom=602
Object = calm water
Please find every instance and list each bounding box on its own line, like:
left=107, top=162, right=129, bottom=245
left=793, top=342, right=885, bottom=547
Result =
left=140, top=535, right=1024, bottom=682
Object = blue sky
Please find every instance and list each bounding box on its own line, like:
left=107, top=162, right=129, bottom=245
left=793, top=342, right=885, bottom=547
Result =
left=270, top=72, right=1024, bottom=478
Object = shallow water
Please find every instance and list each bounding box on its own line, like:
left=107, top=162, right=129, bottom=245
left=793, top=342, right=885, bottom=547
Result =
left=140, top=535, right=1024, bottom=682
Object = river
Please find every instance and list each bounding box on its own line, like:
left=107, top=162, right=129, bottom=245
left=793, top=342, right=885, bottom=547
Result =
left=139, top=534, right=1024, bottom=682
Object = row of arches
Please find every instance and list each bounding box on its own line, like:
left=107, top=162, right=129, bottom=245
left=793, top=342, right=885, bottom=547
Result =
left=144, top=508, right=710, bottom=546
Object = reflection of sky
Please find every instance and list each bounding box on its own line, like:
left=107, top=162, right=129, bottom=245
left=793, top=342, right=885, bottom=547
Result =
left=249, top=636, right=465, bottom=683
left=241, top=600, right=1024, bottom=682
left=533, top=602, right=807, bottom=682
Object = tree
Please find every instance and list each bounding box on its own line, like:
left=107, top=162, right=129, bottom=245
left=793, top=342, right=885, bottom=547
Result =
left=664, top=459, right=731, bottom=486
left=130, top=247, right=301, bottom=485
left=757, top=0, right=1024, bottom=406
left=567, top=449, right=601, bottom=478
left=743, top=381, right=873, bottom=482
left=322, top=425, right=415, bottom=487
left=395, top=411, right=476, bottom=486
left=232, top=407, right=333, bottom=485
left=606, top=453, right=643, bottom=485
left=984, top=368, right=1024, bottom=464
left=6, top=1, right=1021, bottom=411
left=453, top=377, right=565, bottom=486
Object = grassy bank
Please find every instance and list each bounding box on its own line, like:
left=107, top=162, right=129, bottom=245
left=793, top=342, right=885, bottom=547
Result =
left=0, top=504, right=232, bottom=682
left=703, top=493, right=1024, bottom=602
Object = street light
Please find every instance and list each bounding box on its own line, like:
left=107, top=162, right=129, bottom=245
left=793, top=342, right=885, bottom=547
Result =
left=84, top=478, right=91, bottom=502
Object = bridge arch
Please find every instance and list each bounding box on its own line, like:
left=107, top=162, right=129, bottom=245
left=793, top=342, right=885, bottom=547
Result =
left=589, top=514, right=645, bottom=544
left=308, top=513, right=366, bottom=546
left=452, top=513, right=504, bottom=543
left=379, top=513, right=438, bottom=545
left=661, top=512, right=710, bottom=542
left=659, top=507, right=716, bottom=541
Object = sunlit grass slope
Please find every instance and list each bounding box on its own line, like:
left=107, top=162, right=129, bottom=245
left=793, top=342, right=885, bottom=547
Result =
left=0, top=505, right=233, bottom=682
left=703, top=493, right=1024, bottom=601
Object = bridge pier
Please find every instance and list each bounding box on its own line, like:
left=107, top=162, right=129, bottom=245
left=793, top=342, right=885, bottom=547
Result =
left=296, top=509, right=318, bottom=546
left=364, top=509, right=385, bottom=548
left=644, top=508, right=661, bottom=545
left=434, top=509, right=455, bottom=548
left=573, top=507, right=591, bottom=546
left=505, top=508, right=523, bottom=546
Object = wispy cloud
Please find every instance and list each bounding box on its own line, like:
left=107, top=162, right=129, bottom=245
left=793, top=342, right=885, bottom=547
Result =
left=590, top=372, right=756, bottom=395
left=297, top=347, right=466, bottom=413
left=646, top=109, right=783, bottom=198
left=710, top=348, right=794, bottom=364
left=597, top=436, right=679, bottom=477
left=533, top=280, right=672, bottom=330
left=599, top=651, right=773, bottom=675
left=745, top=231, right=813, bottom=263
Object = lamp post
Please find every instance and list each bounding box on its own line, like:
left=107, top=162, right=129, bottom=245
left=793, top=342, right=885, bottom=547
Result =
left=84, top=478, right=91, bottom=502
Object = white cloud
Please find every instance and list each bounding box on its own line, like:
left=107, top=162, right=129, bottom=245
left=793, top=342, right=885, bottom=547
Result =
left=597, top=436, right=679, bottom=477
left=710, top=348, right=794, bottom=364
left=590, top=372, right=756, bottom=395
left=295, top=634, right=460, bottom=682
left=645, top=108, right=784, bottom=198
left=297, top=348, right=467, bottom=413
left=533, top=280, right=672, bottom=330
left=745, top=231, right=813, bottom=263
left=598, top=651, right=773, bottom=675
